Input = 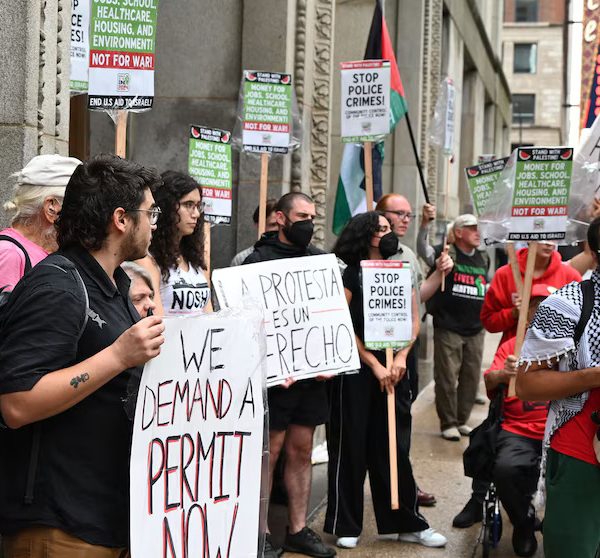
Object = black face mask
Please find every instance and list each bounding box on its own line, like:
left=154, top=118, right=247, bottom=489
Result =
left=378, top=232, right=399, bottom=259
left=283, top=218, right=314, bottom=248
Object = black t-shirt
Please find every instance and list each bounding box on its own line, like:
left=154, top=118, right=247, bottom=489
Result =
left=243, top=231, right=324, bottom=264
left=0, top=246, right=140, bottom=546
left=428, top=246, right=489, bottom=336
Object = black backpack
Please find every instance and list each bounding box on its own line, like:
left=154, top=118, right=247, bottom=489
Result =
left=0, top=235, right=32, bottom=313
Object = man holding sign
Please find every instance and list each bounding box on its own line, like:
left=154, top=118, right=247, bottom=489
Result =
left=243, top=192, right=336, bottom=558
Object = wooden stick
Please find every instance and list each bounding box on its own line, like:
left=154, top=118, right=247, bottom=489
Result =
left=440, top=231, right=448, bottom=292
left=115, top=111, right=129, bottom=158
left=364, top=141, right=374, bottom=209
left=386, top=347, right=399, bottom=510
left=509, top=242, right=538, bottom=396
left=203, top=222, right=211, bottom=283
left=507, top=242, right=523, bottom=294
left=258, top=153, right=269, bottom=239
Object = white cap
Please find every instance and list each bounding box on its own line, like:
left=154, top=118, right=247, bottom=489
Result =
left=12, top=154, right=82, bottom=188
left=453, top=213, right=478, bottom=229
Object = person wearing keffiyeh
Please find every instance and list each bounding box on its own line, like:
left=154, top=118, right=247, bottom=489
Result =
left=516, top=218, right=600, bottom=558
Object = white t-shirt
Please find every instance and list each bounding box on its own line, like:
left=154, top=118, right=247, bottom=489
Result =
left=159, top=264, right=210, bottom=316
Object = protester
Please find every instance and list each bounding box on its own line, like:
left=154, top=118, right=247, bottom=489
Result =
left=375, top=193, right=452, bottom=505
left=243, top=192, right=335, bottom=558
left=122, top=261, right=157, bottom=318
left=324, top=211, right=447, bottom=550
left=0, top=154, right=81, bottom=290
left=230, top=198, right=279, bottom=265
left=425, top=214, right=490, bottom=440
left=0, top=154, right=165, bottom=557
left=516, top=218, right=600, bottom=558
left=138, top=170, right=211, bottom=316
left=454, top=287, right=552, bottom=557
left=481, top=242, right=581, bottom=346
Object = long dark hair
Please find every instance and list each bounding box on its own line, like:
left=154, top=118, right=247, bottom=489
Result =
left=334, top=211, right=384, bottom=266
left=150, top=170, right=206, bottom=280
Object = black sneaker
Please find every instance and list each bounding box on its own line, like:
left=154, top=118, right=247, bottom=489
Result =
left=264, top=534, right=283, bottom=558
left=283, top=527, right=336, bottom=557
left=452, top=497, right=483, bottom=528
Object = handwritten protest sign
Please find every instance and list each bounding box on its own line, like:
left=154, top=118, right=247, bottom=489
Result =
left=88, top=0, right=159, bottom=110
left=464, top=157, right=508, bottom=216
left=213, top=254, right=360, bottom=386
left=361, top=261, right=412, bottom=350
left=130, top=312, right=266, bottom=558
left=70, top=0, right=90, bottom=93
left=340, top=60, right=390, bottom=142
left=189, top=126, right=233, bottom=225
left=508, top=147, right=573, bottom=241
left=242, top=71, right=292, bottom=154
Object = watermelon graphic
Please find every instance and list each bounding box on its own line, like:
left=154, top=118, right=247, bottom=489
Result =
left=191, top=127, right=200, bottom=139
left=280, top=75, right=291, bottom=85
left=519, top=150, right=531, bottom=161
left=560, top=148, right=573, bottom=160
left=221, top=131, right=231, bottom=143
left=246, top=71, right=257, bottom=81
left=467, top=168, right=479, bottom=177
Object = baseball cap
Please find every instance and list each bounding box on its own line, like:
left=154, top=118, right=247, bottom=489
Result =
left=453, top=214, right=478, bottom=229
left=530, top=284, right=556, bottom=298
left=12, top=154, right=82, bottom=188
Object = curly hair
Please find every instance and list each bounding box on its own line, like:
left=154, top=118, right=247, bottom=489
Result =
left=334, top=211, right=385, bottom=266
left=56, top=154, right=162, bottom=251
left=150, top=170, right=206, bottom=280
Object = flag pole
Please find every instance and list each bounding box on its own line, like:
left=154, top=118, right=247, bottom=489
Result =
left=404, top=111, right=430, bottom=204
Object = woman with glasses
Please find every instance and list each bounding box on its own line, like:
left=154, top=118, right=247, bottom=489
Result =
left=137, top=170, right=211, bottom=316
left=324, top=211, right=447, bottom=550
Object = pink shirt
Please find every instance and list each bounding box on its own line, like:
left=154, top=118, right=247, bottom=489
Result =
left=0, top=228, right=48, bottom=290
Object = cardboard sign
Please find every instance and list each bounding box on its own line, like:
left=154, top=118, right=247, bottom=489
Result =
left=465, top=157, right=508, bottom=216
left=242, top=71, right=292, bottom=154
left=212, top=254, right=360, bottom=386
left=340, top=60, right=390, bottom=142
left=361, top=261, right=412, bottom=350
left=70, top=0, right=90, bottom=93
left=189, top=126, right=233, bottom=225
left=88, top=0, right=159, bottom=111
left=130, top=312, right=265, bottom=558
left=508, top=147, right=573, bottom=241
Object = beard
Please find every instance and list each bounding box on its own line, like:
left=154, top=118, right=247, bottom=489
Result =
left=121, top=225, right=149, bottom=262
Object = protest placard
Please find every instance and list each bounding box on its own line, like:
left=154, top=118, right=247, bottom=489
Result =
left=130, top=311, right=266, bottom=558
left=361, top=261, right=412, bottom=350
left=212, top=254, right=360, bottom=386
left=189, top=126, right=233, bottom=225
left=340, top=60, right=390, bottom=143
left=70, top=0, right=90, bottom=94
left=464, top=157, right=508, bottom=216
left=88, top=0, right=159, bottom=111
left=242, top=71, right=292, bottom=154
left=443, top=79, right=455, bottom=155
left=508, top=147, right=573, bottom=241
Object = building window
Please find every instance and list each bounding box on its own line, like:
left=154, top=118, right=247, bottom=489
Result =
left=515, top=0, right=538, bottom=22
left=513, top=94, right=535, bottom=125
left=513, top=43, right=537, bottom=73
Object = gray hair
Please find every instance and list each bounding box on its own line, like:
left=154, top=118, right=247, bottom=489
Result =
left=122, top=261, right=154, bottom=294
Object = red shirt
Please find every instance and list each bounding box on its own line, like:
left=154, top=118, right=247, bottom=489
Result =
left=551, top=388, right=600, bottom=466
left=484, top=337, right=548, bottom=440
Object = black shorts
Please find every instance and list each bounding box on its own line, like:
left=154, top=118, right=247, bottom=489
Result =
left=268, top=378, right=330, bottom=431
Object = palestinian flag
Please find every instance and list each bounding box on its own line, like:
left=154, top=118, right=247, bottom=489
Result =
left=332, top=0, right=408, bottom=235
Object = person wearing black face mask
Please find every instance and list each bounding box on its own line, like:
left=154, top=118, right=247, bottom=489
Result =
left=243, top=192, right=335, bottom=558
left=324, top=211, right=447, bottom=550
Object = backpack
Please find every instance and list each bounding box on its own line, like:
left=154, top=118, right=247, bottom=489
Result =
left=0, top=235, right=32, bottom=313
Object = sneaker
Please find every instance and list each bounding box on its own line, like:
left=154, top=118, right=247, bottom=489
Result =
left=452, top=497, right=483, bottom=528
left=336, top=536, right=359, bottom=549
left=457, top=424, right=472, bottom=436
left=398, top=528, right=447, bottom=548
left=441, top=427, right=461, bottom=441
left=475, top=393, right=487, bottom=405
left=283, top=526, right=336, bottom=557
left=264, top=534, right=283, bottom=558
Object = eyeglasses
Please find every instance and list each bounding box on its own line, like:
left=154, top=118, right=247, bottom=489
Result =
left=126, top=207, right=162, bottom=225
left=384, top=210, right=416, bottom=221
left=180, top=201, right=206, bottom=213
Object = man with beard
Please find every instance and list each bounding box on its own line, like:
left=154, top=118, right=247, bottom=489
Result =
left=0, top=154, right=165, bottom=558
left=244, top=192, right=335, bottom=558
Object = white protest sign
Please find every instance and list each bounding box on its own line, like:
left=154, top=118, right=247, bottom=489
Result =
left=70, top=0, right=90, bottom=93
left=361, top=261, right=412, bottom=350
left=88, top=0, right=159, bottom=111
left=341, top=60, right=390, bottom=142
left=443, top=78, right=455, bottom=155
left=130, top=312, right=265, bottom=558
left=213, top=254, right=360, bottom=386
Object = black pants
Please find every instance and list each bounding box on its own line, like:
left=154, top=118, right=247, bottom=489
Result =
left=471, top=430, right=541, bottom=528
left=324, top=362, right=429, bottom=537
left=396, top=341, right=419, bottom=455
